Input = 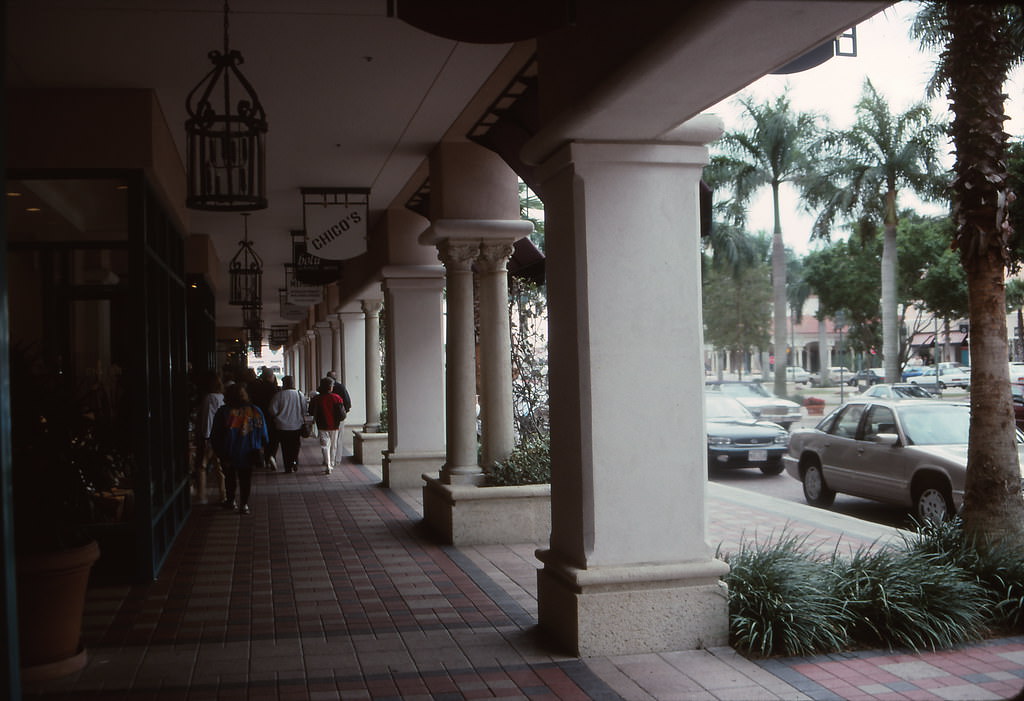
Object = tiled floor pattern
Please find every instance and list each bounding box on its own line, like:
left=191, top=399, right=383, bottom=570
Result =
left=21, top=442, right=1024, bottom=700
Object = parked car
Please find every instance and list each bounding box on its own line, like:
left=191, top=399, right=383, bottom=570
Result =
left=705, top=380, right=802, bottom=430
left=705, top=395, right=789, bottom=475
left=901, top=365, right=926, bottom=380
left=1009, top=362, right=1024, bottom=384
left=785, top=366, right=812, bottom=384
left=809, top=366, right=851, bottom=387
left=783, top=398, right=1024, bottom=523
left=861, top=383, right=937, bottom=400
left=907, top=366, right=971, bottom=390
left=846, top=368, right=882, bottom=387
left=1014, top=382, right=1024, bottom=431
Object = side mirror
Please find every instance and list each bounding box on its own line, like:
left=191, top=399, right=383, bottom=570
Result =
left=875, top=433, right=900, bottom=447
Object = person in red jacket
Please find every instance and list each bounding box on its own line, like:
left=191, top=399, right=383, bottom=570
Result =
left=310, top=377, right=347, bottom=474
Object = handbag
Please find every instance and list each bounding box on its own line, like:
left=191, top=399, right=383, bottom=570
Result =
left=300, top=419, right=314, bottom=438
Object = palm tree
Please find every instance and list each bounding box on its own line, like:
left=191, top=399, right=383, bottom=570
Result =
left=914, top=3, right=1024, bottom=543
left=806, top=79, right=945, bottom=384
left=706, top=93, right=821, bottom=397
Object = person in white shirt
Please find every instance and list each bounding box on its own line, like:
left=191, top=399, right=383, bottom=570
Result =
left=195, top=371, right=225, bottom=503
left=268, top=375, right=307, bottom=473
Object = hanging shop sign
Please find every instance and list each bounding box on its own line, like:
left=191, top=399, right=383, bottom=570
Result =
left=301, top=187, right=369, bottom=261
left=284, top=263, right=323, bottom=306
left=290, top=230, right=344, bottom=286
left=278, top=288, right=307, bottom=321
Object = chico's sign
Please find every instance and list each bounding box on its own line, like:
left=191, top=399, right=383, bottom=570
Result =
left=305, top=204, right=367, bottom=260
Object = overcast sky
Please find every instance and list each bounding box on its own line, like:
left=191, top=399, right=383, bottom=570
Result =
left=705, top=2, right=1024, bottom=254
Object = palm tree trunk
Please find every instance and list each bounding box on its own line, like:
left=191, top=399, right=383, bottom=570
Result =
left=771, top=184, right=788, bottom=398
left=881, top=218, right=899, bottom=383
left=946, top=3, right=1024, bottom=543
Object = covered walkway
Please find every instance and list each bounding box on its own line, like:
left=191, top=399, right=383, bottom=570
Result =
left=21, top=441, right=1024, bottom=700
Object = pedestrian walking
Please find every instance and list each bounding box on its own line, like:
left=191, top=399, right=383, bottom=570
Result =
left=310, top=377, right=347, bottom=474
left=210, top=383, right=269, bottom=515
left=268, top=375, right=307, bottom=473
left=325, top=370, right=353, bottom=467
left=194, top=370, right=225, bottom=503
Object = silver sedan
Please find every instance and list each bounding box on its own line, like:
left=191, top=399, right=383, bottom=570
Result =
left=783, top=398, right=1024, bottom=523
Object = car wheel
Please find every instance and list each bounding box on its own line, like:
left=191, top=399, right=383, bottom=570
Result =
left=937, top=381, right=947, bottom=390
left=759, top=461, right=785, bottom=476
left=914, top=479, right=954, bottom=524
left=802, top=461, right=836, bottom=507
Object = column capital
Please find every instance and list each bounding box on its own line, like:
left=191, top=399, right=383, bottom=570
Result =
left=361, top=298, right=383, bottom=316
left=477, top=241, right=516, bottom=274
left=437, top=240, right=479, bottom=272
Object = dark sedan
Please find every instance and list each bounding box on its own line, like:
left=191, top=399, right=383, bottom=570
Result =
left=706, top=395, right=789, bottom=475
left=847, top=368, right=882, bottom=386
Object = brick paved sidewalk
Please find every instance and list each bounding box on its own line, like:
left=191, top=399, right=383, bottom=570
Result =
left=20, top=440, right=1024, bottom=700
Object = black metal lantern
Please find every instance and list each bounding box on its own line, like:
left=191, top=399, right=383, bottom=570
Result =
left=185, top=0, right=267, bottom=211
left=229, top=213, right=262, bottom=306
left=242, top=303, right=262, bottom=326
left=269, top=325, right=290, bottom=346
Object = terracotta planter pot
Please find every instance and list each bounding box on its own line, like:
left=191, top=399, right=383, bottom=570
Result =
left=17, top=539, right=100, bottom=681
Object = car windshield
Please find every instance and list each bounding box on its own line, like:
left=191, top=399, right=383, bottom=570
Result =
left=717, top=383, right=772, bottom=398
left=898, top=403, right=970, bottom=445
left=705, top=395, right=754, bottom=420
left=892, top=385, right=933, bottom=399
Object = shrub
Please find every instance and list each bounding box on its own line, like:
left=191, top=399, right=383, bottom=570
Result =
left=719, top=533, right=852, bottom=657
left=487, top=433, right=550, bottom=486
left=903, top=518, right=1024, bottom=631
left=829, top=545, right=989, bottom=650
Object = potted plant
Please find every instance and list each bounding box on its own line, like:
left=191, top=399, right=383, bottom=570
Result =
left=9, top=343, right=133, bottom=681
left=803, top=396, right=826, bottom=416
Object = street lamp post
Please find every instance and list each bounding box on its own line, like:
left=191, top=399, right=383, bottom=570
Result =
left=835, top=310, right=847, bottom=404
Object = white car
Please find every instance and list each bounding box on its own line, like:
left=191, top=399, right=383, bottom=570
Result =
left=705, top=381, right=802, bottom=430
left=907, top=366, right=971, bottom=390
left=786, top=367, right=812, bottom=384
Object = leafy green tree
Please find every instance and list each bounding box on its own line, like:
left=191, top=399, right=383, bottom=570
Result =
left=706, top=93, right=821, bottom=397
left=913, top=3, right=1024, bottom=543
left=805, top=79, right=945, bottom=383
left=804, top=237, right=882, bottom=362
left=702, top=262, right=772, bottom=380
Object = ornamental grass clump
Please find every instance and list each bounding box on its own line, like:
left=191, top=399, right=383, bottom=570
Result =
left=487, top=433, right=550, bottom=486
left=828, top=545, right=989, bottom=651
left=903, top=518, right=1024, bottom=631
left=718, top=533, right=852, bottom=657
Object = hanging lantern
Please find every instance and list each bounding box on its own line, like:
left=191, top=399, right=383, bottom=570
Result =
left=269, top=325, right=291, bottom=346
left=242, top=303, right=262, bottom=326
left=185, top=0, right=267, bottom=211
left=229, top=213, right=262, bottom=306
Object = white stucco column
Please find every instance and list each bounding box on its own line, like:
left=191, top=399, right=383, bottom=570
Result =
left=532, top=118, right=729, bottom=656
left=477, top=239, right=517, bottom=468
left=381, top=266, right=446, bottom=487
left=304, top=330, right=317, bottom=394
left=362, top=297, right=383, bottom=432
left=329, top=317, right=343, bottom=381
left=315, top=321, right=332, bottom=383
left=353, top=295, right=387, bottom=467
left=337, top=305, right=367, bottom=428
left=436, top=239, right=484, bottom=485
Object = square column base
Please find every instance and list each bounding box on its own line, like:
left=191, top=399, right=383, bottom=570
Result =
left=382, top=450, right=445, bottom=488
left=422, top=476, right=551, bottom=546
left=353, top=431, right=388, bottom=466
left=536, top=551, right=730, bottom=657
